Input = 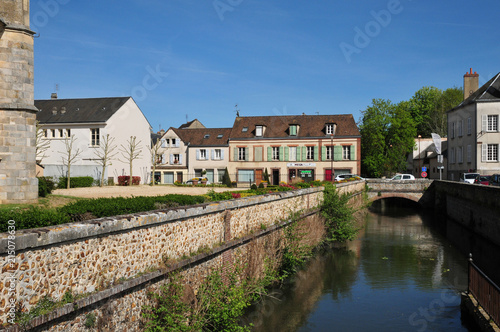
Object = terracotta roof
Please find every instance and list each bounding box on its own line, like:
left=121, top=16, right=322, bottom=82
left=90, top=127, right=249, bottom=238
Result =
left=453, top=72, right=500, bottom=110
left=171, top=127, right=232, bottom=146
left=229, top=114, right=360, bottom=139
left=35, top=97, right=131, bottom=123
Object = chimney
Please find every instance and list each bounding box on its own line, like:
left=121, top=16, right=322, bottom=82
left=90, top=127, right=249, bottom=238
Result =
left=51, top=92, right=58, bottom=99
left=463, top=68, right=479, bottom=100
left=158, top=129, right=165, bottom=136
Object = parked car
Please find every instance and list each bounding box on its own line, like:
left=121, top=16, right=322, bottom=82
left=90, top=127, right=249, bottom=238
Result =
left=334, top=174, right=365, bottom=181
left=459, top=173, right=480, bottom=184
left=474, top=175, right=491, bottom=185
left=389, top=174, right=415, bottom=180
left=490, top=174, right=500, bottom=187
left=185, top=177, right=211, bottom=185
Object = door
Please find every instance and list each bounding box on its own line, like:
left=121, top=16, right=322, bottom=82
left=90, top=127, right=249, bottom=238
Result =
left=164, top=172, right=174, bottom=184
left=272, top=169, right=280, bottom=185
left=325, top=169, right=332, bottom=181
left=176, top=172, right=183, bottom=183
left=255, top=169, right=263, bottom=185
left=206, top=169, right=214, bottom=183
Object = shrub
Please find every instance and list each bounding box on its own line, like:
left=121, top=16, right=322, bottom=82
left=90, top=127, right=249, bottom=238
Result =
left=258, top=183, right=265, bottom=189
left=250, top=184, right=258, bottom=190
left=222, top=167, right=232, bottom=187
left=38, top=177, right=55, bottom=197
left=321, top=184, right=358, bottom=242
left=296, top=182, right=311, bottom=189
left=57, top=176, right=94, bottom=189
left=231, top=193, right=241, bottom=199
left=206, top=190, right=234, bottom=202
left=0, top=207, right=70, bottom=232
left=117, top=176, right=141, bottom=186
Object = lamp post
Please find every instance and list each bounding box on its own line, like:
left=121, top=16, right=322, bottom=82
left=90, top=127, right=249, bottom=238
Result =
left=418, top=135, right=422, bottom=178
left=330, top=134, right=334, bottom=182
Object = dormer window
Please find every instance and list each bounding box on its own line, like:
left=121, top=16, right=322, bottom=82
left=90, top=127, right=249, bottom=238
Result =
left=289, top=125, right=297, bottom=136
left=204, top=134, right=210, bottom=139
left=242, top=127, right=248, bottom=132
left=256, top=125, right=263, bottom=137
left=326, top=123, right=336, bottom=135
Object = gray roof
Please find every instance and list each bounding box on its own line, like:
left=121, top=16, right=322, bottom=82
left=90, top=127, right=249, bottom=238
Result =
left=453, top=72, right=500, bottom=110
left=35, top=97, right=131, bottom=124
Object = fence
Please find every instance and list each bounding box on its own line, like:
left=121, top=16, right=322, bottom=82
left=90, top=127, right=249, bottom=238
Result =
left=468, top=254, right=500, bottom=326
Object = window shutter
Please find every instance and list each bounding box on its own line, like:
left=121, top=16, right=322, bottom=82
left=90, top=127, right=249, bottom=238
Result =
left=284, top=147, right=289, bottom=161
left=314, top=146, right=319, bottom=161
left=169, top=154, right=174, bottom=165
left=196, top=149, right=200, bottom=160
left=267, top=147, right=272, bottom=161
left=322, top=146, right=326, bottom=160
left=301, top=146, right=307, bottom=161
left=221, top=150, right=224, bottom=160
left=334, top=146, right=342, bottom=161
left=161, top=139, right=166, bottom=148
left=211, top=149, right=214, bottom=160
left=175, top=139, right=180, bottom=147
left=245, top=147, right=249, bottom=161
left=482, top=144, right=487, bottom=162
left=482, top=115, right=488, bottom=132
left=350, top=146, right=356, bottom=160
left=234, top=147, right=238, bottom=161
left=179, top=154, right=183, bottom=165
left=162, top=154, right=166, bottom=164
left=279, top=146, right=284, bottom=161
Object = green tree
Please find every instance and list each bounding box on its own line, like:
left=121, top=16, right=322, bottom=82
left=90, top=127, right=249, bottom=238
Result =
left=409, top=86, right=442, bottom=137
left=222, top=167, right=232, bottom=187
left=428, top=87, right=463, bottom=136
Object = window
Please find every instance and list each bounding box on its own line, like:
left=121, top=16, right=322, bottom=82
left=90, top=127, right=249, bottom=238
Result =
left=255, top=126, right=263, bottom=137
left=289, top=125, right=297, bottom=136
left=173, top=154, right=180, bottom=164
left=197, top=149, right=207, bottom=160
left=450, top=148, right=455, bottom=164
left=43, top=129, right=48, bottom=138
left=326, top=124, right=335, bottom=135
left=171, top=138, right=177, bottom=147
left=214, top=149, right=222, bottom=160
left=238, top=147, right=246, bottom=161
left=242, top=127, right=248, bottom=132
left=306, top=146, right=314, bottom=160
left=488, top=144, right=498, bottom=161
left=204, top=134, right=210, bottom=139
left=217, top=169, right=225, bottom=182
left=457, top=146, right=463, bottom=163
left=488, top=115, right=498, bottom=132
left=91, top=128, right=100, bottom=146
left=450, top=122, right=455, bottom=138
left=326, top=146, right=333, bottom=160
left=59, top=129, right=64, bottom=138
left=238, top=169, right=254, bottom=182
left=272, top=147, right=280, bottom=161
left=289, top=147, right=297, bottom=161
left=66, top=129, right=71, bottom=137
left=217, top=134, right=223, bottom=139
left=51, top=129, right=56, bottom=138
left=458, top=120, right=463, bottom=137
left=342, top=146, right=351, bottom=160
left=467, top=145, right=471, bottom=163
left=467, top=117, right=472, bottom=135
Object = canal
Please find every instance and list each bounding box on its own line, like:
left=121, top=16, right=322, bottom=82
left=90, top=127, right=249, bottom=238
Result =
left=245, top=198, right=486, bottom=332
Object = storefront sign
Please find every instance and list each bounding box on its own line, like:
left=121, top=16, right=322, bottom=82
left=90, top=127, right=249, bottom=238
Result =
left=287, top=163, right=316, bottom=167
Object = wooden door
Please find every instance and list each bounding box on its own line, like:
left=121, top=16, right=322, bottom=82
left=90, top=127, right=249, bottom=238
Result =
left=255, top=169, right=263, bottom=185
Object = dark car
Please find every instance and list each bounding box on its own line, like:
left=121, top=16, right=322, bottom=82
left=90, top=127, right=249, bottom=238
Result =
left=490, top=174, right=500, bottom=187
left=474, top=175, right=491, bottom=185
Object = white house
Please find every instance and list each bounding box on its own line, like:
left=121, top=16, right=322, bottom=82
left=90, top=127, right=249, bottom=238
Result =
left=447, top=70, right=500, bottom=180
left=35, top=96, right=152, bottom=184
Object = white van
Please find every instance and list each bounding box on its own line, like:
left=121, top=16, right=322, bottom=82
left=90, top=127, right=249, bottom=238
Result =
left=459, top=173, right=479, bottom=184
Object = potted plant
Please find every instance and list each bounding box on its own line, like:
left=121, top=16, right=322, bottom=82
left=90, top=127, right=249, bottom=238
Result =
left=191, top=178, right=198, bottom=185
left=201, top=177, right=207, bottom=185
left=261, top=180, right=268, bottom=188
left=231, top=181, right=237, bottom=188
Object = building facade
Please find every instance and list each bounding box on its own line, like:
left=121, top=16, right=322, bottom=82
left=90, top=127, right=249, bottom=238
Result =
left=447, top=70, right=500, bottom=180
left=228, top=115, right=361, bottom=185
left=0, top=0, right=38, bottom=203
left=36, top=97, right=152, bottom=184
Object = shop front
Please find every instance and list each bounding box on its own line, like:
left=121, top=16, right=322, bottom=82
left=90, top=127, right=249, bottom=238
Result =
left=287, top=163, right=316, bottom=183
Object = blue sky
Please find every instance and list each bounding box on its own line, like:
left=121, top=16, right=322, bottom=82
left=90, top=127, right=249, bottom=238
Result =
left=31, top=0, right=500, bottom=131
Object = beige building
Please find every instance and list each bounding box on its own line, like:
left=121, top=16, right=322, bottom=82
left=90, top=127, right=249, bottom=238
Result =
left=154, top=127, right=188, bottom=184
left=408, top=138, right=447, bottom=180
left=227, top=114, right=361, bottom=185
left=447, top=70, right=500, bottom=180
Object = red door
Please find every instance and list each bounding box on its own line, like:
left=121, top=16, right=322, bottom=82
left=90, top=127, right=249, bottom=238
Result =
left=325, top=169, right=332, bottom=181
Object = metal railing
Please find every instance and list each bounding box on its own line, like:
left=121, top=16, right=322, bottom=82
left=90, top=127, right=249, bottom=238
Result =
left=468, top=254, right=500, bottom=326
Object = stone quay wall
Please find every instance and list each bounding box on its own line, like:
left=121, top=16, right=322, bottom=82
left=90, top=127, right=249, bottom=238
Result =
left=0, top=186, right=347, bottom=329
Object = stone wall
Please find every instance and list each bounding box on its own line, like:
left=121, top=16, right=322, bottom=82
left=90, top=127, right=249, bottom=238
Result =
left=0, top=186, right=350, bottom=329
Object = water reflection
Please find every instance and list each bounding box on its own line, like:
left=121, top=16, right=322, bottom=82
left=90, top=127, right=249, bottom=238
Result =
left=247, top=199, right=473, bottom=332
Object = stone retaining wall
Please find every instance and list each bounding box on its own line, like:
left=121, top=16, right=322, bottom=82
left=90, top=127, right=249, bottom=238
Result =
left=0, top=187, right=329, bottom=328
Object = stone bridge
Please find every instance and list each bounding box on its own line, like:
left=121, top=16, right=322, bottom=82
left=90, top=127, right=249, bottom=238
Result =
left=365, top=179, right=434, bottom=205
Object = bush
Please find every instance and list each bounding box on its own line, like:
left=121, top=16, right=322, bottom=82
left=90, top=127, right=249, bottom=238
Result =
left=296, top=182, right=311, bottom=188
left=57, top=176, right=94, bottom=189
left=38, top=177, right=55, bottom=197
left=117, top=176, right=141, bottom=186
left=0, top=207, right=70, bottom=232
left=222, top=167, right=232, bottom=187
left=321, top=184, right=358, bottom=242
left=250, top=184, right=258, bottom=190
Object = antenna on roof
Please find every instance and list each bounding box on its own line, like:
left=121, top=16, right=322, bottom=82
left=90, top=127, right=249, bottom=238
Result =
left=235, top=104, right=240, bottom=117
left=186, top=114, right=188, bottom=123
left=316, top=111, right=319, bottom=115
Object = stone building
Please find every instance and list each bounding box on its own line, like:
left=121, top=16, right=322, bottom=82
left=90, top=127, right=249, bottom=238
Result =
left=0, top=0, right=38, bottom=203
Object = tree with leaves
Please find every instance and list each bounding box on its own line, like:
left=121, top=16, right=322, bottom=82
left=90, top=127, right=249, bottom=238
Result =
left=359, top=99, right=416, bottom=178
left=60, top=135, right=82, bottom=189
left=93, top=134, right=118, bottom=187
left=119, top=136, right=142, bottom=186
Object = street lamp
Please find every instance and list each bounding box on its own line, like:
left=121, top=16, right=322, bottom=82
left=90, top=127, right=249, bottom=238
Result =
left=330, top=134, right=334, bottom=182
left=418, top=135, right=422, bottom=178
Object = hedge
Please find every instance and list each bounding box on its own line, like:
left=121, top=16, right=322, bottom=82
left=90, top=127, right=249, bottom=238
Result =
left=57, top=176, right=94, bottom=189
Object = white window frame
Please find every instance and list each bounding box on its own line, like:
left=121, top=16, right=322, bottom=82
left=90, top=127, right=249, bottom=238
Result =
left=487, top=115, right=498, bottom=132
left=238, top=147, right=246, bottom=161
left=342, top=146, right=351, bottom=160
left=326, top=146, right=333, bottom=160
left=326, top=124, right=335, bottom=135
left=91, top=128, right=100, bottom=146
left=214, top=149, right=222, bottom=160
left=306, top=146, right=314, bottom=160
left=272, top=147, right=280, bottom=161
left=488, top=144, right=499, bottom=161
left=255, top=126, right=263, bottom=137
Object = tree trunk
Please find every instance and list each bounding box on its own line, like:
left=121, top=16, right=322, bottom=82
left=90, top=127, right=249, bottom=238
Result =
left=130, top=162, right=133, bottom=186
left=67, top=164, right=71, bottom=189
left=100, top=164, right=106, bottom=187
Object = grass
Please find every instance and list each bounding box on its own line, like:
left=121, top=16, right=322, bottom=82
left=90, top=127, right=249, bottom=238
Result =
left=0, top=195, right=83, bottom=212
